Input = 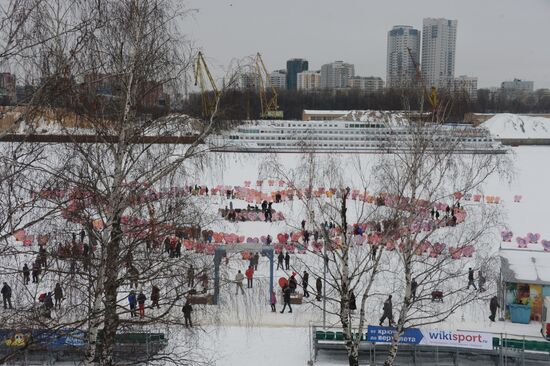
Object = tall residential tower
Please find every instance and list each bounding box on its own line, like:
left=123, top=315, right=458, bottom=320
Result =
left=386, top=25, right=420, bottom=89
left=286, top=58, right=308, bottom=90
left=421, top=18, right=457, bottom=89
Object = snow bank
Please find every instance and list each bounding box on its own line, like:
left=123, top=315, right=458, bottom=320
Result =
left=481, top=114, right=550, bottom=139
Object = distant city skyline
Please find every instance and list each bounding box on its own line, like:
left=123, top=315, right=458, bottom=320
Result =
left=182, top=0, right=550, bottom=89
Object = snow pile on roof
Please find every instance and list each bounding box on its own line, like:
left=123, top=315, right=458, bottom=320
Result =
left=338, top=110, right=409, bottom=125
left=481, top=114, right=550, bottom=139
left=500, top=249, right=550, bottom=284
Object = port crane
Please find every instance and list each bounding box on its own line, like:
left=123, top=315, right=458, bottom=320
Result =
left=194, top=51, right=220, bottom=119
left=254, top=52, right=283, bottom=119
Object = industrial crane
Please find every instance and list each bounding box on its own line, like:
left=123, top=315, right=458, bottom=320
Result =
left=255, top=52, right=283, bottom=119
left=194, top=51, right=220, bottom=119
left=407, top=47, right=439, bottom=118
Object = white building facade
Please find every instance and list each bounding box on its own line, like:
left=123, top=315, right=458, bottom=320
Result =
left=501, top=79, right=534, bottom=92
left=386, top=25, right=420, bottom=89
left=348, top=76, right=385, bottom=93
left=297, top=70, right=321, bottom=91
left=452, top=75, right=478, bottom=100
left=421, top=18, right=457, bottom=89
left=269, top=70, right=286, bottom=90
left=320, top=61, right=355, bottom=89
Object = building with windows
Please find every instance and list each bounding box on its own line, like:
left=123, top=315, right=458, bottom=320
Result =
left=269, top=70, right=286, bottom=90
left=452, top=75, right=478, bottom=100
left=421, top=18, right=457, bottom=89
left=297, top=70, right=321, bottom=91
left=286, top=58, right=308, bottom=90
left=320, top=61, right=355, bottom=89
left=501, top=79, right=534, bottom=93
left=386, top=25, right=420, bottom=89
left=348, top=76, right=385, bottom=93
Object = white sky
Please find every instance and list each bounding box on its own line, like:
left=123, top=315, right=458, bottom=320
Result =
left=182, top=0, right=550, bottom=89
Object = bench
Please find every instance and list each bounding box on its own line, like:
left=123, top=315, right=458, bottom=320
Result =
left=187, top=294, right=213, bottom=305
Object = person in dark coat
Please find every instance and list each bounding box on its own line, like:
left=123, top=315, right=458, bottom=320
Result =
left=277, top=252, right=284, bottom=270
left=349, top=291, right=357, bottom=311
left=379, top=295, right=394, bottom=326
left=54, top=283, right=63, bottom=309
left=284, top=252, right=290, bottom=270
left=137, top=291, right=146, bottom=318
left=478, top=270, right=486, bottom=292
left=164, top=237, right=171, bottom=255
left=175, top=240, right=182, bottom=258
left=467, top=268, right=477, bottom=290
left=411, top=278, right=418, bottom=300
left=32, top=261, right=40, bottom=283
left=288, top=275, right=297, bottom=293
left=182, top=301, right=193, bottom=327
left=1, top=282, right=13, bottom=309
left=301, top=219, right=306, bottom=230
left=187, top=265, right=195, bottom=288
left=489, top=296, right=500, bottom=322
left=79, top=229, right=85, bottom=243
left=302, top=271, right=309, bottom=297
left=22, top=264, right=30, bottom=285
left=128, top=290, right=137, bottom=318
left=280, top=284, right=292, bottom=313
left=316, top=277, right=322, bottom=301
left=43, top=292, right=54, bottom=318
left=151, top=285, right=160, bottom=309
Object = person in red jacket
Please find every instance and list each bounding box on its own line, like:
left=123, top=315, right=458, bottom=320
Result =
left=245, top=266, right=254, bottom=288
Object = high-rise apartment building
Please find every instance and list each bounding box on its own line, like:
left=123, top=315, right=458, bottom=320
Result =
left=386, top=25, right=420, bottom=89
left=286, top=58, right=308, bottom=90
left=348, top=76, right=385, bottom=93
left=297, top=70, right=321, bottom=91
left=320, top=61, right=355, bottom=89
left=269, top=70, right=286, bottom=90
left=421, top=18, right=457, bottom=89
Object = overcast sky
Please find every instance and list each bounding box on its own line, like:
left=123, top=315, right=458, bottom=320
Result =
left=182, top=0, right=550, bottom=89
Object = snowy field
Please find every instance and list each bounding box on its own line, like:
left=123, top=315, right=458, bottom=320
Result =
left=178, top=146, right=550, bottom=365
left=3, top=144, right=549, bottom=365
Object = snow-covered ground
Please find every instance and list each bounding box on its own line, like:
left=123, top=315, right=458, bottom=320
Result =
left=5, top=145, right=550, bottom=365
left=181, top=146, right=550, bottom=365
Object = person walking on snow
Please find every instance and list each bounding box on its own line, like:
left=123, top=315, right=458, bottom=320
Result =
left=128, top=290, right=137, bottom=318
left=302, top=271, right=310, bottom=298
left=137, top=291, right=147, bottom=318
left=270, top=290, right=277, bottom=312
left=284, top=252, right=290, bottom=270
left=301, top=219, right=306, bottom=230
left=182, top=301, right=193, bottom=327
left=316, top=277, right=322, bottom=301
left=379, top=295, right=394, bottom=326
left=54, top=283, right=63, bottom=309
left=489, top=296, right=500, bottom=322
left=1, top=282, right=13, bottom=309
left=151, top=285, right=160, bottom=309
left=32, top=261, right=40, bottom=283
left=22, top=264, right=30, bottom=285
left=187, top=265, right=195, bottom=288
left=245, top=266, right=254, bottom=288
left=277, top=252, right=284, bottom=270
left=280, top=284, right=292, bottom=313
left=467, top=268, right=477, bottom=290
left=235, top=270, right=245, bottom=295
left=411, top=278, right=418, bottom=300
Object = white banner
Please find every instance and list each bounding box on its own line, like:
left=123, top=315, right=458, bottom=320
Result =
left=421, top=329, right=493, bottom=350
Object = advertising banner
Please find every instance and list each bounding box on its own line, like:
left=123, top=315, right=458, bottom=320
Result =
left=366, top=326, right=492, bottom=350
